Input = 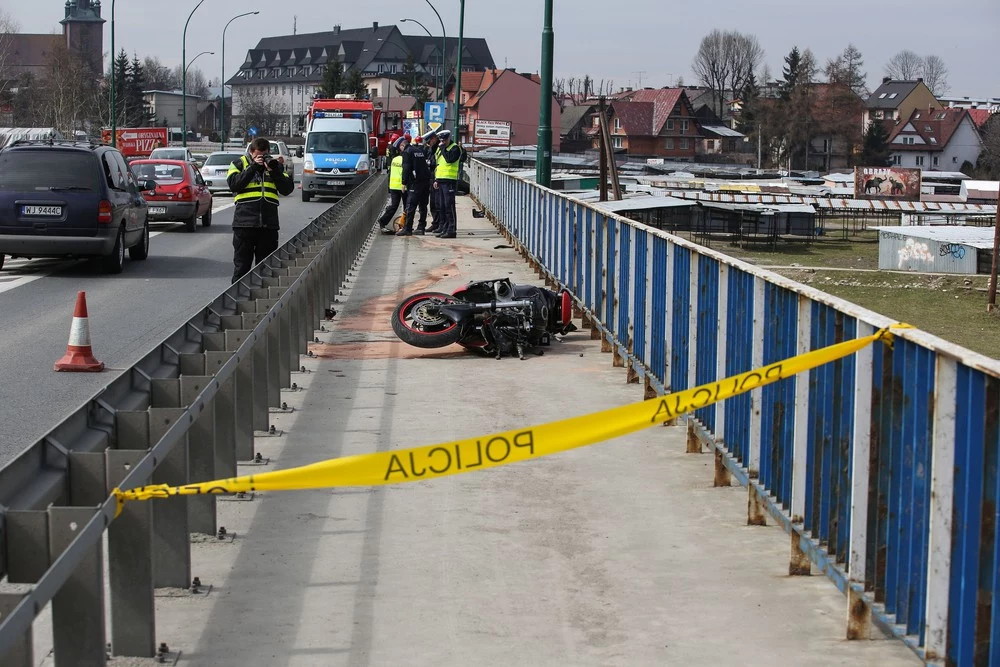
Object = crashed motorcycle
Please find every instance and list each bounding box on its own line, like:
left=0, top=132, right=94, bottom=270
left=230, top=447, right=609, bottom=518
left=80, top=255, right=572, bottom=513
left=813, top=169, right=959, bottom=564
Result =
left=390, top=278, right=577, bottom=359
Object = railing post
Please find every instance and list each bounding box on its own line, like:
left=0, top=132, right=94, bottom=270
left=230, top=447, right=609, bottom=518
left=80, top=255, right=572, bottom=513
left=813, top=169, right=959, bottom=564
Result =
left=107, top=448, right=156, bottom=657
left=846, top=322, right=875, bottom=637
left=149, top=404, right=190, bottom=589
left=790, top=295, right=813, bottom=574
left=923, top=355, right=957, bottom=660
left=180, top=373, right=217, bottom=535
left=747, top=276, right=767, bottom=526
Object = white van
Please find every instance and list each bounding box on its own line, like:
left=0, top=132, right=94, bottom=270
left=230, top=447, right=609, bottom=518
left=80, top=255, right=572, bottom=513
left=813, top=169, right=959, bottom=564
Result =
left=300, top=117, right=371, bottom=202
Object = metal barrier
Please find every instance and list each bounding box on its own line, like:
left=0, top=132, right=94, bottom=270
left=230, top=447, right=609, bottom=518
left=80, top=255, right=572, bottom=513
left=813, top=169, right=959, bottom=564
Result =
left=470, top=159, right=1000, bottom=665
left=0, top=175, right=385, bottom=665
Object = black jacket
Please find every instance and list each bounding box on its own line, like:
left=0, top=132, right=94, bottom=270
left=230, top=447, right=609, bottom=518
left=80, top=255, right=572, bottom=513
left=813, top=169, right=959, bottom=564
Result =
left=227, top=155, right=295, bottom=229
left=401, top=144, right=431, bottom=186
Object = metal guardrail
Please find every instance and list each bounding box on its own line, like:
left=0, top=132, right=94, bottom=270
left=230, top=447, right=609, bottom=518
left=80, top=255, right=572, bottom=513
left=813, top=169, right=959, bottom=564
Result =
left=469, top=159, right=1000, bottom=666
left=0, top=175, right=385, bottom=665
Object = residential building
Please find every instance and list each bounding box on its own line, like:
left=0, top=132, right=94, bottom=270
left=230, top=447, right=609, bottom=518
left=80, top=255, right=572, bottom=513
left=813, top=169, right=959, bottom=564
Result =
left=693, top=105, right=746, bottom=159
left=143, top=91, right=202, bottom=133
left=560, top=104, right=599, bottom=153
left=599, top=88, right=699, bottom=160
left=886, top=106, right=982, bottom=171
left=863, top=78, right=939, bottom=129
left=967, top=108, right=997, bottom=131
left=448, top=68, right=560, bottom=150
left=938, top=95, right=1000, bottom=111
left=227, top=23, right=494, bottom=135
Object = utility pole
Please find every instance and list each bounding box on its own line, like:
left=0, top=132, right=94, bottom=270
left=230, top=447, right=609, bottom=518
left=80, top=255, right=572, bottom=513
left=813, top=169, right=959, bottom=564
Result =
left=988, top=201, right=1000, bottom=312
left=598, top=97, right=608, bottom=202
left=535, top=0, right=554, bottom=188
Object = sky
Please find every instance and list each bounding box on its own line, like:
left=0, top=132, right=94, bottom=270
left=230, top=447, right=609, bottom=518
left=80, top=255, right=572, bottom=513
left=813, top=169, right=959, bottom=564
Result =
left=10, top=0, right=1000, bottom=99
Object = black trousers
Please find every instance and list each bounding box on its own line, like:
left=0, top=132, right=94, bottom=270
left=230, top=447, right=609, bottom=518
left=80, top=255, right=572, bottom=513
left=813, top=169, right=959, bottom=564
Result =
left=377, top=190, right=404, bottom=226
left=232, top=227, right=279, bottom=283
left=403, top=182, right=430, bottom=230
left=437, top=180, right=457, bottom=236
left=429, top=184, right=441, bottom=224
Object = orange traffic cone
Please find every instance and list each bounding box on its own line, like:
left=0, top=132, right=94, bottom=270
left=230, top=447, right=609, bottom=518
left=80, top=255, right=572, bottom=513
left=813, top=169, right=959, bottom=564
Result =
left=54, top=291, right=104, bottom=372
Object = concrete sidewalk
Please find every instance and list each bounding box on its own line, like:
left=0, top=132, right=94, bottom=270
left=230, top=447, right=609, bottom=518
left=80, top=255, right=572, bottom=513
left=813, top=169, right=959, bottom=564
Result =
left=155, top=196, right=918, bottom=666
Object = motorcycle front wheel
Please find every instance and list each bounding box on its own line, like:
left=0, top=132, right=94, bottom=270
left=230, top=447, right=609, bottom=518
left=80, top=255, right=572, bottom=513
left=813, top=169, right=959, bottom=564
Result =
left=391, top=292, right=465, bottom=348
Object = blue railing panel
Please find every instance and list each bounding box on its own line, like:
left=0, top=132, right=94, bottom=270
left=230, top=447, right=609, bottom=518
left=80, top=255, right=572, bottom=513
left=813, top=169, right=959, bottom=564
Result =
left=584, top=208, right=594, bottom=311
left=760, top=283, right=798, bottom=509
left=649, top=237, right=669, bottom=384
left=593, top=213, right=605, bottom=320
left=633, top=231, right=648, bottom=364
left=605, top=218, right=617, bottom=327
left=617, top=224, right=631, bottom=347
left=695, top=255, right=719, bottom=430
left=670, top=245, right=691, bottom=394
left=724, top=267, right=754, bottom=465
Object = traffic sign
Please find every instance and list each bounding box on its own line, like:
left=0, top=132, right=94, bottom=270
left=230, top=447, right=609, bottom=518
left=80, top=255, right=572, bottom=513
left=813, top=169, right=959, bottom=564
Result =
left=248, top=126, right=258, bottom=137
left=424, top=102, right=446, bottom=131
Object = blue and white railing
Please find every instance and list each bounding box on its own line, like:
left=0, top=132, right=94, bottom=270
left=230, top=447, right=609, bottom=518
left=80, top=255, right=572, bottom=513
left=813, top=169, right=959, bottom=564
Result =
left=470, top=159, right=1000, bottom=666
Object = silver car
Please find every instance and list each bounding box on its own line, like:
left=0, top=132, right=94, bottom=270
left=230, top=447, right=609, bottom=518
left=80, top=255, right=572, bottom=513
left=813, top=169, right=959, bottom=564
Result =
left=199, top=152, right=245, bottom=193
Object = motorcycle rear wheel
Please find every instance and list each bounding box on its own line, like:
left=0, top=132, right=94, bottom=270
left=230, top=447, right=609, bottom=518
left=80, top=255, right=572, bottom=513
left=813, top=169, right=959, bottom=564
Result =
left=392, top=292, right=465, bottom=348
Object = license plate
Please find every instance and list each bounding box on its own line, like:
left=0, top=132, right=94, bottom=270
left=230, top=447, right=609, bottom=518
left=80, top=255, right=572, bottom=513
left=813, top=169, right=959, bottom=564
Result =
left=328, top=180, right=346, bottom=186
left=148, top=206, right=167, bottom=215
left=22, top=205, right=62, bottom=216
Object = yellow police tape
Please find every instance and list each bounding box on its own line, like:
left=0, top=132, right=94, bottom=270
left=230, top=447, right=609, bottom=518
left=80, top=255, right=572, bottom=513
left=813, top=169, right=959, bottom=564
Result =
left=112, top=323, right=913, bottom=517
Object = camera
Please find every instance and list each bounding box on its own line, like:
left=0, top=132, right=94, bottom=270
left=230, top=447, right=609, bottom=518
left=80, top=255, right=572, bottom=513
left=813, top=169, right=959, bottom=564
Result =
left=262, top=154, right=281, bottom=171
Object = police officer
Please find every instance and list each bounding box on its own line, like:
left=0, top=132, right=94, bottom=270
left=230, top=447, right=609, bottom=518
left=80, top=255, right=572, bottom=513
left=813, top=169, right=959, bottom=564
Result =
left=227, top=137, right=295, bottom=283
left=433, top=129, right=461, bottom=239
left=377, top=137, right=407, bottom=235
left=397, top=134, right=432, bottom=236
left=422, top=130, right=442, bottom=233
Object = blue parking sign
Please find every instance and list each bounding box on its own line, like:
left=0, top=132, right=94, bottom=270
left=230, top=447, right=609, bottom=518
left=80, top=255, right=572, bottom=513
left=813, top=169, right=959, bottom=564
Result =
left=248, top=126, right=258, bottom=137
left=424, top=102, right=446, bottom=130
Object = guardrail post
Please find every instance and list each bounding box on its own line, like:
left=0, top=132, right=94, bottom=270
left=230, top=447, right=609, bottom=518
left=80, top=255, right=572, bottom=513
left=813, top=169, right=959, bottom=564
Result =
left=148, top=403, right=190, bottom=589
left=180, top=374, right=216, bottom=535
left=225, top=330, right=254, bottom=462
left=263, top=311, right=281, bottom=409
left=0, top=590, right=32, bottom=667
left=106, top=449, right=155, bottom=657
left=48, top=506, right=105, bottom=665
left=251, top=329, right=270, bottom=433
left=5, top=511, right=49, bottom=584
left=204, top=343, right=238, bottom=478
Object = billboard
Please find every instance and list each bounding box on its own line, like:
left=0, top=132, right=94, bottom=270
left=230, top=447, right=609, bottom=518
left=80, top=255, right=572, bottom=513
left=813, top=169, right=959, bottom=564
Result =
left=853, top=166, right=922, bottom=201
left=100, top=127, right=169, bottom=157
left=473, top=119, right=512, bottom=147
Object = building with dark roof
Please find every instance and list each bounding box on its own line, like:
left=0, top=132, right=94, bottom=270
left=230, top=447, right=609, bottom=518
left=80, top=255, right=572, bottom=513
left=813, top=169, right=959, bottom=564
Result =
left=227, top=22, right=494, bottom=136
left=601, top=88, right=699, bottom=159
left=862, top=77, right=939, bottom=129
left=886, top=106, right=983, bottom=171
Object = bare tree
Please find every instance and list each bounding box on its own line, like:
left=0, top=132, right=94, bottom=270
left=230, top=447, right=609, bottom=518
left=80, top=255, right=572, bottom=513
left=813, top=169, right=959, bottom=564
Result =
left=692, top=29, right=729, bottom=119
left=825, top=43, right=868, bottom=97
left=799, top=48, right=818, bottom=85
left=922, top=55, right=949, bottom=96
left=885, top=49, right=923, bottom=80
left=0, top=9, right=20, bottom=99
left=35, top=43, right=97, bottom=133
left=723, top=32, right=764, bottom=121
left=172, top=64, right=210, bottom=98
left=236, top=87, right=287, bottom=136
left=143, top=56, right=177, bottom=90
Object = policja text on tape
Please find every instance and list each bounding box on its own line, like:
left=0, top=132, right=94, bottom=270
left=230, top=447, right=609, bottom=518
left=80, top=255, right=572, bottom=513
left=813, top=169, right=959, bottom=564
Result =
left=113, top=323, right=913, bottom=516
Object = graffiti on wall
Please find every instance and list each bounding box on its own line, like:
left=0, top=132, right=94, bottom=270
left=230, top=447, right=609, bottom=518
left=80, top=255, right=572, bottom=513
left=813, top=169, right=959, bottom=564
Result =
left=939, top=243, right=967, bottom=260
left=897, top=238, right=934, bottom=268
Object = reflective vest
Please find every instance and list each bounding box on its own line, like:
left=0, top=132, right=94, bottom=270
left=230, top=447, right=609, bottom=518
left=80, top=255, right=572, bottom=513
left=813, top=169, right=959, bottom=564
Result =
left=228, top=155, right=281, bottom=205
left=388, top=155, right=404, bottom=191
left=436, top=142, right=460, bottom=181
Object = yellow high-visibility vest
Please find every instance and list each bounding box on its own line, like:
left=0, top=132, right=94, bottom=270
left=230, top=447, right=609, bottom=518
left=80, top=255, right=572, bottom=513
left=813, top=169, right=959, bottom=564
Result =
left=228, top=155, right=280, bottom=204
left=389, top=155, right=404, bottom=191
left=435, top=142, right=460, bottom=180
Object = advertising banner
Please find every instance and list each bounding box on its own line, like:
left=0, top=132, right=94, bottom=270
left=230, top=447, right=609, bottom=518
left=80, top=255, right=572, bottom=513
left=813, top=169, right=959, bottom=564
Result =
left=473, top=119, right=512, bottom=147
left=853, top=166, right=922, bottom=201
left=101, top=127, right=169, bottom=157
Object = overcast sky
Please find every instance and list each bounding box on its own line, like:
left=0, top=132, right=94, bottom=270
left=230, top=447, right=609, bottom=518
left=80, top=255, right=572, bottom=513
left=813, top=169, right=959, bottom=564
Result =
left=12, top=0, right=999, bottom=98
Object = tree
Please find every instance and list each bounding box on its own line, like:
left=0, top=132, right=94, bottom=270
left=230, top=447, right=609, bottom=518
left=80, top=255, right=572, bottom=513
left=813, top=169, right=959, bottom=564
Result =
left=237, top=87, right=287, bottom=136
left=126, top=54, right=149, bottom=126
left=34, top=42, right=97, bottom=134
left=319, top=55, right=344, bottom=98
left=825, top=44, right=867, bottom=97
left=922, top=55, right=949, bottom=96
left=975, top=115, right=1000, bottom=180
left=173, top=63, right=209, bottom=98
left=0, top=10, right=19, bottom=101
left=860, top=120, right=891, bottom=166
left=143, top=56, right=176, bottom=91
left=780, top=47, right=801, bottom=99
left=692, top=29, right=729, bottom=119
left=723, top=32, right=764, bottom=121
left=111, top=49, right=130, bottom=128
left=885, top=50, right=923, bottom=80
left=397, top=55, right=431, bottom=106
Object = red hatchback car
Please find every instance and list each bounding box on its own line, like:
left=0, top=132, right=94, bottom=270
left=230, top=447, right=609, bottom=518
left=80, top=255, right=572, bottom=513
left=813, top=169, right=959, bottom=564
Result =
left=129, top=159, right=212, bottom=232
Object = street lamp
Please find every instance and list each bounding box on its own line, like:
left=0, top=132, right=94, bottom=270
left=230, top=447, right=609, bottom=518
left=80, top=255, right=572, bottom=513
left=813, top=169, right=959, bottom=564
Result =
left=535, top=0, right=554, bottom=187
left=222, top=11, right=259, bottom=150
left=420, top=0, right=447, bottom=106
left=400, top=18, right=441, bottom=101
left=183, top=50, right=214, bottom=144
left=109, top=0, right=117, bottom=146
left=453, top=0, right=465, bottom=139
left=182, top=0, right=207, bottom=147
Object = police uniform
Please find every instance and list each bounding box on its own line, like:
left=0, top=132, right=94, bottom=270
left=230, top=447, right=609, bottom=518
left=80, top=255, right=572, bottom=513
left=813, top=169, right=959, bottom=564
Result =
left=377, top=139, right=406, bottom=234
left=421, top=130, right=442, bottom=231
left=398, top=137, right=432, bottom=236
left=226, top=152, right=294, bottom=283
left=434, top=130, right=461, bottom=239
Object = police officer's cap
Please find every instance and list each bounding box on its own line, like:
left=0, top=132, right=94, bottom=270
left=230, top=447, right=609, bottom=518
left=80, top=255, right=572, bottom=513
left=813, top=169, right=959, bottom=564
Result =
left=421, top=130, right=437, bottom=143
left=436, top=129, right=452, bottom=140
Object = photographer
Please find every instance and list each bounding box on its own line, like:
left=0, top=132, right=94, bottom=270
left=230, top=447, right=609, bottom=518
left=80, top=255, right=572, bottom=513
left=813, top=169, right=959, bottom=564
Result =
left=226, top=137, right=295, bottom=283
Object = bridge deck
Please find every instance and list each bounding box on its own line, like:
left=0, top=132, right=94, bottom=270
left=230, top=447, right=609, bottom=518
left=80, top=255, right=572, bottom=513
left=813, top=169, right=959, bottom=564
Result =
left=146, top=197, right=918, bottom=666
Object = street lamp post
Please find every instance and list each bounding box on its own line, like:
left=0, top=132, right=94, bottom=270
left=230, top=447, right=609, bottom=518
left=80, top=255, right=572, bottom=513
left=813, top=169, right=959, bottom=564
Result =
left=183, top=50, right=214, bottom=143
left=400, top=18, right=440, bottom=101
left=421, top=1, right=447, bottom=104
left=535, top=0, right=554, bottom=187
left=222, top=11, right=259, bottom=150
left=453, top=0, right=465, bottom=139
left=182, top=0, right=207, bottom=147
left=109, top=0, right=116, bottom=146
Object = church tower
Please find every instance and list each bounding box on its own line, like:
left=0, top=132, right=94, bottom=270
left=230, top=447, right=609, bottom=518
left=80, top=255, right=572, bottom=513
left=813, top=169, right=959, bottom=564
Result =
left=60, top=0, right=106, bottom=75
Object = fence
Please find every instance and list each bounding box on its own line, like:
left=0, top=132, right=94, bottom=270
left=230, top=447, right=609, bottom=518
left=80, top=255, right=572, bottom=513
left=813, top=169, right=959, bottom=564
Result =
left=0, top=176, right=385, bottom=665
left=470, top=159, right=1000, bottom=666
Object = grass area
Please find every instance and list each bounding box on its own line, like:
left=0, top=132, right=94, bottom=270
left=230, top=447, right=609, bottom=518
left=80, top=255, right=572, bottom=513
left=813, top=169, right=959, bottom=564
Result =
left=778, top=270, right=999, bottom=359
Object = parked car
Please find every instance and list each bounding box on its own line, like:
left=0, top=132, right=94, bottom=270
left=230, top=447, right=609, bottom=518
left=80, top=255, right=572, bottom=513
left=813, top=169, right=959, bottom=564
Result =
left=0, top=140, right=153, bottom=273
left=129, top=159, right=212, bottom=232
left=245, top=140, right=295, bottom=181
left=199, top=151, right=244, bottom=193
left=149, top=147, right=196, bottom=163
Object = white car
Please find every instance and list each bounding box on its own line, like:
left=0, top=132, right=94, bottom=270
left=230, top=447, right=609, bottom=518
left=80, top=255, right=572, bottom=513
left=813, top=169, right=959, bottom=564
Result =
left=200, top=151, right=245, bottom=193
left=149, top=147, right=195, bottom=163
left=245, top=140, right=296, bottom=182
